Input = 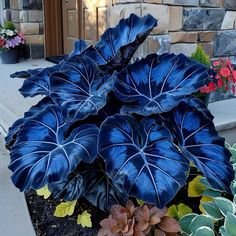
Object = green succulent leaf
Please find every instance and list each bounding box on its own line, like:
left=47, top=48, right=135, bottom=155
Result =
left=202, top=188, right=221, bottom=198
left=215, top=197, right=236, bottom=217
left=189, top=215, right=214, bottom=233
left=224, top=212, right=236, bottom=236
left=220, top=226, right=233, bottom=236
left=179, top=213, right=198, bottom=235
left=202, top=201, right=224, bottom=220
left=191, top=226, right=215, bottom=236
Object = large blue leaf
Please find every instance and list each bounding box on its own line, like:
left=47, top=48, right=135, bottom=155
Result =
left=5, top=97, right=54, bottom=149
left=183, top=96, right=214, bottom=120
left=48, top=160, right=128, bottom=211
left=18, top=65, right=61, bottom=97
left=98, top=115, right=189, bottom=208
left=9, top=105, right=99, bottom=191
left=170, top=102, right=234, bottom=192
left=83, top=13, right=157, bottom=71
left=50, top=55, right=115, bottom=122
left=114, top=53, right=208, bottom=116
left=17, top=40, right=89, bottom=97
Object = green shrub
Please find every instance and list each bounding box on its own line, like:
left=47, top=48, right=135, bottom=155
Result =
left=3, top=21, right=16, bottom=31
left=191, top=44, right=211, bottom=66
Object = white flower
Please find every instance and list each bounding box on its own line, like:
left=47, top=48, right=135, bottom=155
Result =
left=5, top=29, right=14, bottom=36
left=0, top=29, right=5, bottom=35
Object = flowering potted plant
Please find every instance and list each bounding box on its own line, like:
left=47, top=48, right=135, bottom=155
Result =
left=200, top=58, right=236, bottom=102
left=0, top=21, right=25, bottom=64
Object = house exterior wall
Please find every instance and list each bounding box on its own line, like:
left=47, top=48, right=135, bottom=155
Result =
left=1, top=0, right=236, bottom=59
left=1, top=0, right=44, bottom=59
left=108, top=0, right=236, bottom=59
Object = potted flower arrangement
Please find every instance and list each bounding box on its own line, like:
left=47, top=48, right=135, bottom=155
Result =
left=6, top=14, right=236, bottom=236
left=200, top=58, right=236, bottom=102
left=191, top=45, right=236, bottom=105
left=0, top=21, right=25, bottom=64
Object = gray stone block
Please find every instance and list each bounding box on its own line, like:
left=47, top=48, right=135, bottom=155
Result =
left=163, top=0, right=199, bottom=6
left=183, top=8, right=225, bottom=30
left=39, top=23, right=44, bottom=34
left=30, top=44, right=44, bottom=59
left=200, top=0, right=223, bottom=7
left=28, top=10, right=43, bottom=22
left=225, top=0, right=236, bottom=10
left=10, top=9, right=19, bottom=22
left=3, top=9, right=11, bottom=21
left=19, top=10, right=28, bottom=22
left=214, top=30, right=236, bottom=56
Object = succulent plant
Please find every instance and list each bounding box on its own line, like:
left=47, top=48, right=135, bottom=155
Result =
left=98, top=200, right=180, bottom=236
left=179, top=196, right=236, bottom=236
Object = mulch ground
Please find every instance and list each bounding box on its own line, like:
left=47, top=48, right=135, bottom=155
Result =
left=25, top=190, right=107, bottom=236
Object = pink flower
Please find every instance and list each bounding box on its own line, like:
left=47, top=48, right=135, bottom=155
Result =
left=217, top=79, right=223, bottom=88
left=220, top=67, right=231, bottom=77
left=213, top=60, right=220, bottom=67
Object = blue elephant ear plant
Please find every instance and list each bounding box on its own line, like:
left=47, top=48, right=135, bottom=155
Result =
left=6, top=14, right=234, bottom=212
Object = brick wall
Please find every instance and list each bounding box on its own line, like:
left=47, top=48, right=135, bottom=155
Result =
left=108, top=0, right=236, bottom=59
left=1, top=0, right=44, bottom=59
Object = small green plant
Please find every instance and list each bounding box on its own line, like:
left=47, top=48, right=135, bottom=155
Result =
left=191, top=44, right=211, bottom=66
left=179, top=197, right=236, bottom=236
left=3, top=21, right=16, bottom=31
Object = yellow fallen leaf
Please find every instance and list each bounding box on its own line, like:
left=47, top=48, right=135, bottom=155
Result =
left=188, top=176, right=206, bottom=197
left=167, top=203, right=192, bottom=219
left=137, top=199, right=145, bottom=206
left=77, top=210, right=92, bottom=228
left=54, top=200, right=77, bottom=217
left=36, top=185, right=51, bottom=199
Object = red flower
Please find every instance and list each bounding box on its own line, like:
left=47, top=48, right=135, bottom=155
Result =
left=217, top=79, right=223, bottom=88
left=232, top=86, right=235, bottom=95
left=220, top=67, right=231, bottom=77
left=213, top=60, right=220, bottom=67
left=208, top=82, right=216, bottom=92
left=215, top=74, right=221, bottom=80
left=200, top=86, right=207, bottom=93
left=226, top=58, right=233, bottom=70
left=0, top=38, right=5, bottom=47
left=232, top=71, right=236, bottom=83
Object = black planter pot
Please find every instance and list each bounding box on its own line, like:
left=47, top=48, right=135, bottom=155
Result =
left=0, top=48, right=19, bottom=64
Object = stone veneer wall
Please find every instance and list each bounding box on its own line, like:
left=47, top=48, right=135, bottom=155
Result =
left=1, top=0, right=44, bottom=59
left=108, top=0, right=236, bottom=59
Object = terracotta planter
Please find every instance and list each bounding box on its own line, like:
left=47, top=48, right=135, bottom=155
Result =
left=0, top=48, right=19, bottom=64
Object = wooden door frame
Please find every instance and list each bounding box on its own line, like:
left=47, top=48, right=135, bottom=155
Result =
left=44, top=0, right=69, bottom=57
left=44, top=0, right=83, bottom=57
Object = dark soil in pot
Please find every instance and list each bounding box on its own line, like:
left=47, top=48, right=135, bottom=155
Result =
left=25, top=190, right=107, bottom=236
